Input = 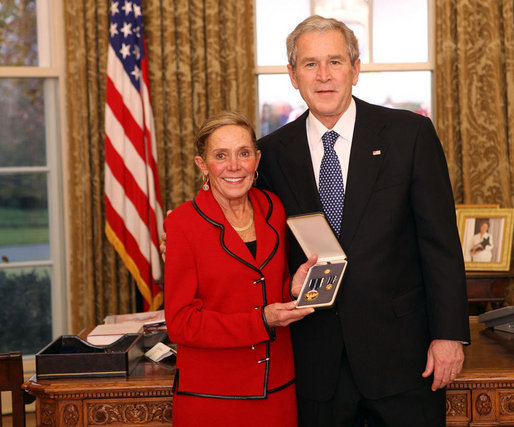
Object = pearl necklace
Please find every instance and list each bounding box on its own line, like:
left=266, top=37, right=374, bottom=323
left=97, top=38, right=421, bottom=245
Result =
left=232, top=217, right=254, bottom=232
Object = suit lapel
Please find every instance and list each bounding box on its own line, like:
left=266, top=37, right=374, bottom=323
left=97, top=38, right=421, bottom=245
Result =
left=274, top=111, right=323, bottom=214
left=261, top=102, right=391, bottom=252
left=193, top=189, right=254, bottom=267
left=340, top=98, right=390, bottom=250
left=193, top=188, right=278, bottom=270
left=249, top=189, right=280, bottom=269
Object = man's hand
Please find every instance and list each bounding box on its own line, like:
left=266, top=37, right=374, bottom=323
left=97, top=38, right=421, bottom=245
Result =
left=422, top=339, right=464, bottom=391
left=264, top=301, right=314, bottom=327
left=160, top=210, right=172, bottom=262
left=160, top=232, right=167, bottom=262
left=290, top=255, right=318, bottom=298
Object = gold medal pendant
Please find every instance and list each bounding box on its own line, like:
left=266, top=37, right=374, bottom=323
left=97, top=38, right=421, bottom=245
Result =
left=304, top=290, right=319, bottom=301
left=325, top=284, right=333, bottom=290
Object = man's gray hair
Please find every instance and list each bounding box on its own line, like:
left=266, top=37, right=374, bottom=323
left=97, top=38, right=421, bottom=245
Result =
left=286, top=15, right=360, bottom=70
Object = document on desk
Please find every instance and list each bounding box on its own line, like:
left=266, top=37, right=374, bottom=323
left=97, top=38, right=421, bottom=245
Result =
left=145, top=342, right=177, bottom=362
left=104, top=309, right=165, bottom=325
left=86, top=321, right=143, bottom=346
left=104, top=309, right=167, bottom=333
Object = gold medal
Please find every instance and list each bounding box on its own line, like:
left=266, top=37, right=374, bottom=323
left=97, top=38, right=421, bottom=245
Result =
left=325, top=284, right=333, bottom=290
left=324, top=269, right=331, bottom=274
left=304, top=290, right=319, bottom=301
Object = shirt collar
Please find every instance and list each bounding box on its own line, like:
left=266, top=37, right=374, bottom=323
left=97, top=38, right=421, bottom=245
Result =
left=306, top=97, right=356, bottom=149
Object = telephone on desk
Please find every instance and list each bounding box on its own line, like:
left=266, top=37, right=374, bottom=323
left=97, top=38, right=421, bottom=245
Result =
left=479, top=305, right=514, bottom=333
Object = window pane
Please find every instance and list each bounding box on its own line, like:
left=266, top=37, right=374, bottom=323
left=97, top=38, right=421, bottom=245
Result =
left=354, top=71, right=432, bottom=117
left=0, top=0, right=38, bottom=66
left=0, top=266, right=52, bottom=354
left=314, top=0, right=369, bottom=63
left=373, top=0, right=428, bottom=63
left=0, top=173, right=49, bottom=262
left=0, top=78, right=46, bottom=167
left=258, top=74, right=307, bottom=137
left=256, top=0, right=311, bottom=66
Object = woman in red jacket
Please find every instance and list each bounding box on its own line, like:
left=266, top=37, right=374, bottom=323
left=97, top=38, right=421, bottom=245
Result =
left=164, top=111, right=316, bottom=426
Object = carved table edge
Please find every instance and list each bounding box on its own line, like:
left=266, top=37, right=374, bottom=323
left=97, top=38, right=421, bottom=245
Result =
left=23, top=388, right=173, bottom=400
left=448, top=380, right=514, bottom=390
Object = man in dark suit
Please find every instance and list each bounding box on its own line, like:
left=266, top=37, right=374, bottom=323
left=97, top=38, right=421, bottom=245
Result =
left=257, top=15, right=470, bottom=426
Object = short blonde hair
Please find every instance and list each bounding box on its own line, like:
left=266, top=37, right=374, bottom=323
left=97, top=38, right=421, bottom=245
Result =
left=195, top=111, right=257, bottom=158
left=287, top=15, right=360, bottom=70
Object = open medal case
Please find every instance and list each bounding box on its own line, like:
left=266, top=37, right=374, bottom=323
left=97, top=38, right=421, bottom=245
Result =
left=287, top=213, right=347, bottom=308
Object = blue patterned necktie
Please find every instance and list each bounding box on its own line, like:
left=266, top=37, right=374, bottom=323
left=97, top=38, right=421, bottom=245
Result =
left=319, top=130, right=345, bottom=236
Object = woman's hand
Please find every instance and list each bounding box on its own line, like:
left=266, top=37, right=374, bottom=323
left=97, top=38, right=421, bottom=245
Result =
left=160, top=210, right=173, bottom=262
left=290, top=254, right=318, bottom=298
left=262, top=255, right=319, bottom=327
left=263, top=301, right=314, bottom=327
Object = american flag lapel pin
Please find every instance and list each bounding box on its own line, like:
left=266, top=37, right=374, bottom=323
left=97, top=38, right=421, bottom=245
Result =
left=372, top=150, right=381, bottom=156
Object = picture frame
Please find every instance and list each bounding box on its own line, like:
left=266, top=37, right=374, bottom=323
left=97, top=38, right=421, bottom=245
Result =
left=456, top=208, right=514, bottom=271
left=455, top=204, right=500, bottom=210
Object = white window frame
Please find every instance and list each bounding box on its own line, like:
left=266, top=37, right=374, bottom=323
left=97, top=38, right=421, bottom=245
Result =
left=254, top=0, right=436, bottom=119
left=0, top=0, right=68, bottom=357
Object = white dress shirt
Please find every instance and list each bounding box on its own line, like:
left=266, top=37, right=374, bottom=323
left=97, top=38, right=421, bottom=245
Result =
left=306, top=98, right=356, bottom=192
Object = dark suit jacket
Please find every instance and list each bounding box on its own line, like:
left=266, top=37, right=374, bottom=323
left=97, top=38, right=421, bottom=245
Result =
left=257, top=97, right=470, bottom=400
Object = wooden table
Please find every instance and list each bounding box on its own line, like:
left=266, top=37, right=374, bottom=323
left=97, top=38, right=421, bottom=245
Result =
left=22, top=318, right=514, bottom=426
left=446, top=317, right=514, bottom=426
left=22, top=356, right=175, bottom=426
left=466, top=270, right=512, bottom=313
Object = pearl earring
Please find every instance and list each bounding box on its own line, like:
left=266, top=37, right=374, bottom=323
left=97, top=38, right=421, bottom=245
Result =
left=202, top=176, right=209, bottom=191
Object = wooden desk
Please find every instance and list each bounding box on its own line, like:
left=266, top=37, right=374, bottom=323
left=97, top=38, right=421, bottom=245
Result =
left=22, top=320, right=513, bottom=426
left=446, top=317, right=514, bottom=426
left=22, top=357, right=175, bottom=426
left=466, top=270, right=512, bottom=312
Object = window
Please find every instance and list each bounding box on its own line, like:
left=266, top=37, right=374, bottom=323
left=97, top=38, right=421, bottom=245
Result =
left=255, top=0, right=433, bottom=136
left=0, top=0, right=66, bottom=356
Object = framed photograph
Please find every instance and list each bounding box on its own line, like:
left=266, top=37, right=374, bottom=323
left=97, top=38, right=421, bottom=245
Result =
left=457, top=208, right=514, bottom=271
left=455, top=204, right=500, bottom=210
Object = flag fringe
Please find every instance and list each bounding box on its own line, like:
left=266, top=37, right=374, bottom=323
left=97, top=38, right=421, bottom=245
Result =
left=106, top=221, right=162, bottom=310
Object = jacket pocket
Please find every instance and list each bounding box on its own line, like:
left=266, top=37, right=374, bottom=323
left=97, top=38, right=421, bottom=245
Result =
left=391, top=287, right=425, bottom=318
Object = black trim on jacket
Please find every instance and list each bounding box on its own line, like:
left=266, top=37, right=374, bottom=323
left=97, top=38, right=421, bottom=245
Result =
left=177, top=188, right=290, bottom=399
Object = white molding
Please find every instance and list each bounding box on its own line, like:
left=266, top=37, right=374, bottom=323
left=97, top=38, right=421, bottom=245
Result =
left=0, top=67, right=60, bottom=77
left=0, top=261, right=53, bottom=270
left=48, top=0, right=70, bottom=337
left=0, top=166, right=50, bottom=174
left=37, top=0, right=52, bottom=66
left=256, top=62, right=433, bottom=75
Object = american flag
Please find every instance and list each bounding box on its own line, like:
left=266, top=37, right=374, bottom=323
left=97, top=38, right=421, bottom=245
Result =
left=104, top=0, right=164, bottom=311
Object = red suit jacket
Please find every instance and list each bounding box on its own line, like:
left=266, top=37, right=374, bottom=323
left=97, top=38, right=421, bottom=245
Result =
left=258, top=97, right=470, bottom=400
left=164, top=187, right=295, bottom=398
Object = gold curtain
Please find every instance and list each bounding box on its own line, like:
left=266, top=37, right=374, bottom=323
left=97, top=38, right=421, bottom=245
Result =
left=63, top=0, right=255, bottom=332
left=435, top=0, right=514, bottom=206
left=435, top=0, right=514, bottom=305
